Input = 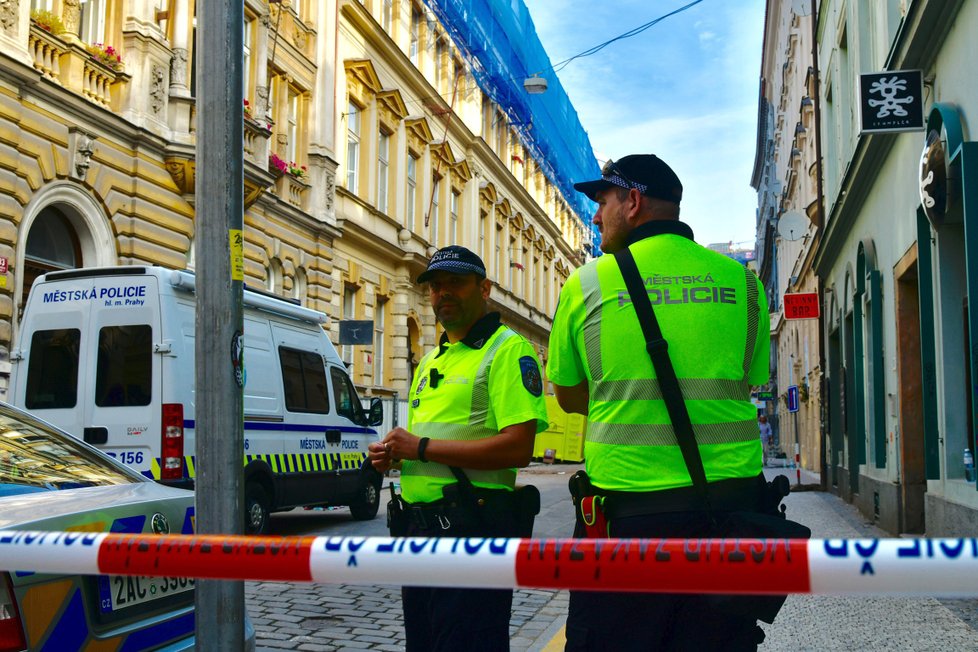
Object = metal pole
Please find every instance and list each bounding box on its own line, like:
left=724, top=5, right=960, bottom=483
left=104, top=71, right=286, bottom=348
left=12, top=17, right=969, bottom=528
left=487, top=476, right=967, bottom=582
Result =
left=196, top=0, right=245, bottom=649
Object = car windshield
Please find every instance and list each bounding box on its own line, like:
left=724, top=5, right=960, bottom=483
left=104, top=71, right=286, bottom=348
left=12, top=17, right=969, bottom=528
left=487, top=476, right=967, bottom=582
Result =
left=0, top=406, right=141, bottom=495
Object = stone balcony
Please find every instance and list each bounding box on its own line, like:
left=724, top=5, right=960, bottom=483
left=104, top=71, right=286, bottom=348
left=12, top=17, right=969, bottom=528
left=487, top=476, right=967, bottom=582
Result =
left=28, top=23, right=129, bottom=109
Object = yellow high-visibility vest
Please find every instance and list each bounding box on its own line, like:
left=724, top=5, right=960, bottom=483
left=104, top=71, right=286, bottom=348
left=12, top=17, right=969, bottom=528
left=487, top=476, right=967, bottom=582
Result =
left=548, top=229, right=770, bottom=492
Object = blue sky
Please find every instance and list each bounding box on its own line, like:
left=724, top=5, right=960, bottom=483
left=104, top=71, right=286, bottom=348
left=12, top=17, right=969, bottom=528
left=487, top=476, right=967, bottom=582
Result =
left=523, top=0, right=766, bottom=248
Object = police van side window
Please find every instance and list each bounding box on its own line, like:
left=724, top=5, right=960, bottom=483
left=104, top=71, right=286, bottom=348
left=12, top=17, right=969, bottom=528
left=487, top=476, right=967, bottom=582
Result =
left=280, top=347, right=330, bottom=414
left=95, top=325, right=152, bottom=407
left=25, top=329, right=80, bottom=409
left=329, top=366, right=364, bottom=423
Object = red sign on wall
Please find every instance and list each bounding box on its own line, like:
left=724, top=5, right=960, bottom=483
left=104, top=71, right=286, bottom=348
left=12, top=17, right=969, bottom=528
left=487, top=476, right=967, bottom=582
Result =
left=783, top=292, right=820, bottom=320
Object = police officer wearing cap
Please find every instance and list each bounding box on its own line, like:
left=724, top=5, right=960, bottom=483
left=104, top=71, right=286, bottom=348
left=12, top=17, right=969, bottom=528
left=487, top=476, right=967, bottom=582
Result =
left=547, top=155, right=773, bottom=650
left=368, top=245, right=548, bottom=651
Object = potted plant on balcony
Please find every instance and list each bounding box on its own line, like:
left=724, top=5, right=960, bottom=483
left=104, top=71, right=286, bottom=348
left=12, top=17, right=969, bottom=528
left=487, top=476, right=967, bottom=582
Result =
left=269, top=153, right=288, bottom=179
left=30, top=9, right=67, bottom=34
left=86, top=42, right=124, bottom=71
left=286, top=161, right=307, bottom=180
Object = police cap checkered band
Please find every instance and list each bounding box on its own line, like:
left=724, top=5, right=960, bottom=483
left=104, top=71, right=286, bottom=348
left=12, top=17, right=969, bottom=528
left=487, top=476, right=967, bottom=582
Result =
left=416, top=245, right=488, bottom=283
left=573, top=154, right=683, bottom=204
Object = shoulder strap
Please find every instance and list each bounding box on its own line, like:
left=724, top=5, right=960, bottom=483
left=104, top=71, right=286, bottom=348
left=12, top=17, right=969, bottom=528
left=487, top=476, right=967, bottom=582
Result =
left=614, top=247, right=711, bottom=511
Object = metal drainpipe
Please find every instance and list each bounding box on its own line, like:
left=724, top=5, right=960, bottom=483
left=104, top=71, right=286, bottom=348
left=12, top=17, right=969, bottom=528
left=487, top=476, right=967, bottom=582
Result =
left=811, top=0, right=829, bottom=491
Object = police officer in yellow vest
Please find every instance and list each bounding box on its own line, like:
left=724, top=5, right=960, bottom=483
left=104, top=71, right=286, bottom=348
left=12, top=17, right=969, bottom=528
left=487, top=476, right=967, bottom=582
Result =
left=369, top=245, right=548, bottom=651
left=547, top=155, right=772, bottom=650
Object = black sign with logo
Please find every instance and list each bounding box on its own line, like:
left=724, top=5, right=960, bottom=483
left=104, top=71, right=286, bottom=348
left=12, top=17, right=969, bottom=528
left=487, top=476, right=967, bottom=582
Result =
left=339, top=320, right=374, bottom=345
left=859, top=70, right=924, bottom=134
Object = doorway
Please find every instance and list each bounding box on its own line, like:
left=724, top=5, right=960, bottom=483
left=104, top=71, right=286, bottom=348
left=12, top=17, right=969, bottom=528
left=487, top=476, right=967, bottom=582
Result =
left=895, top=247, right=925, bottom=533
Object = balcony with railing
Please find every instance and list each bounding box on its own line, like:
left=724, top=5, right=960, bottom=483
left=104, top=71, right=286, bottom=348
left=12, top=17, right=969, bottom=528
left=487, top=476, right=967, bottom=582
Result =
left=28, top=22, right=129, bottom=109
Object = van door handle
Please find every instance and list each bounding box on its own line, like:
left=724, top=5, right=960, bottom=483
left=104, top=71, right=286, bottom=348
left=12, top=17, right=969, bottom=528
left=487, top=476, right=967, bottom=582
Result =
left=84, top=427, right=108, bottom=445
left=325, top=430, right=341, bottom=445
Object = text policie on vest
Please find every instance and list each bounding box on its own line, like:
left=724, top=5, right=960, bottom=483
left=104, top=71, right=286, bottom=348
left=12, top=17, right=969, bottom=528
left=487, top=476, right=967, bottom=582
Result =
left=617, top=273, right=737, bottom=307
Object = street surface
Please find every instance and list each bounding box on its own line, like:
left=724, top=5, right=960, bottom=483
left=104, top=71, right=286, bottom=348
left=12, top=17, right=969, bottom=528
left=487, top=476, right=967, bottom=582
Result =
left=246, top=463, right=978, bottom=651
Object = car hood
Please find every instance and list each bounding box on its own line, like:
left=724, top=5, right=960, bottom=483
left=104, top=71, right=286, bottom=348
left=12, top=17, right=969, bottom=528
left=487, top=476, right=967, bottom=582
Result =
left=0, top=481, right=194, bottom=532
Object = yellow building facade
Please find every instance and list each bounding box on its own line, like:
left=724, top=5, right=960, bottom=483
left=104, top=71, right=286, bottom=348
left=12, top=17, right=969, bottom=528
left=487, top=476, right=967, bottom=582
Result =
left=0, top=0, right=592, bottom=400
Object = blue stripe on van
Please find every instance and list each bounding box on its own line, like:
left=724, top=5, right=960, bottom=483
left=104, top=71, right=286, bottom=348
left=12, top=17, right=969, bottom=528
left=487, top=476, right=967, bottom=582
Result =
left=183, top=419, right=377, bottom=434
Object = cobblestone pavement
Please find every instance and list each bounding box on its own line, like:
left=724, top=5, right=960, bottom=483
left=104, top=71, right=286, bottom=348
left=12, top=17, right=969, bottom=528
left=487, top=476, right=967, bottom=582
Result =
left=246, top=463, right=978, bottom=651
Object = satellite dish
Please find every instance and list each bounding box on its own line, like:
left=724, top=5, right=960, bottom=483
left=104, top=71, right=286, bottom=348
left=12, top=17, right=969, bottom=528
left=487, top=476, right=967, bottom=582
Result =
left=791, top=0, right=812, bottom=16
left=777, top=211, right=807, bottom=241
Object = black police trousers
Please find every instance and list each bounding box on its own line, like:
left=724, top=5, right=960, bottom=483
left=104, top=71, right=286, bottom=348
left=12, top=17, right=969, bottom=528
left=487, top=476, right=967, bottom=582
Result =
left=565, top=510, right=767, bottom=652
left=401, top=519, right=512, bottom=652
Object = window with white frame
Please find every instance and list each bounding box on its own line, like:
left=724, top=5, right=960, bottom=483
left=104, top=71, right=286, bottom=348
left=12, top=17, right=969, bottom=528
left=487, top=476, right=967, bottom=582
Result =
left=287, top=90, right=300, bottom=164
left=78, top=0, right=106, bottom=44
left=495, top=225, right=503, bottom=279
left=347, top=102, right=360, bottom=192
left=430, top=176, right=440, bottom=247
left=267, top=259, right=283, bottom=294
left=30, top=0, right=54, bottom=10
left=377, top=130, right=390, bottom=214
left=449, top=191, right=459, bottom=244
left=508, top=237, right=516, bottom=289
left=342, top=286, right=356, bottom=365
left=434, top=39, right=445, bottom=92
left=479, top=211, right=487, bottom=262
left=293, top=268, right=307, bottom=304
left=243, top=19, right=252, bottom=101
left=406, top=153, right=418, bottom=229
left=373, top=301, right=386, bottom=386
left=409, top=6, right=420, bottom=64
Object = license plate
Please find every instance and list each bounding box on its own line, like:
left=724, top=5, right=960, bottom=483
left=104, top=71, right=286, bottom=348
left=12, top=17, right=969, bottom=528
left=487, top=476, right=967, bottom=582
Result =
left=97, top=574, right=194, bottom=613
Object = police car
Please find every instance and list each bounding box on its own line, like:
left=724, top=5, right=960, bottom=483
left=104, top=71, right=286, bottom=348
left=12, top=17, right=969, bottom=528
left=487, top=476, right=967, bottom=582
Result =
left=0, top=401, right=254, bottom=650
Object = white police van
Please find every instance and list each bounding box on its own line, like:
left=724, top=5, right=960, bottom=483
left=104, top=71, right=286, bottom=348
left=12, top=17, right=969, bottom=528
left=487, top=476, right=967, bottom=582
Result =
left=9, top=266, right=384, bottom=533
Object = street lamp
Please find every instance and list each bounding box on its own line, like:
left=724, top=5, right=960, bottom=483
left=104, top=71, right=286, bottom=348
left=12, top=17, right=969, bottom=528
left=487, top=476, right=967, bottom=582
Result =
left=523, top=75, right=548, bottom=94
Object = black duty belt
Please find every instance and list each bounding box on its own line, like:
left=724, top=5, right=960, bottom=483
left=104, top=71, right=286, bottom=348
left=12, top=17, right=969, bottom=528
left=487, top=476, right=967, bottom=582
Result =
left=403, top=502, right=457, bottom=531
left=600, top=474, right=764, bottom=521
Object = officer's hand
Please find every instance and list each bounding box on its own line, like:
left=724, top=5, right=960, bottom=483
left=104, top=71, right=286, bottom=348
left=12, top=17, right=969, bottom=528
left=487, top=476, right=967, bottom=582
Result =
left=367, top=441, right=394, bottom=473
left=383, top=427, right=421, bottom=462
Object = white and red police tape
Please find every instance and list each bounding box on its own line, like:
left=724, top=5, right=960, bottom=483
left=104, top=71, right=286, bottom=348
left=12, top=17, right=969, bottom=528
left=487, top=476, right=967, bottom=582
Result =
left=2, top=532, right=978, bottom=596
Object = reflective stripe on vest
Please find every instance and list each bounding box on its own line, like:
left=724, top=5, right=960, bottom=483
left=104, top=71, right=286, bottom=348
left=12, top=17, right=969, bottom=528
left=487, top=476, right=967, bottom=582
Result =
left=401, top=329, right=518, bottom=494
left=586, top=418, right=761, bottom=446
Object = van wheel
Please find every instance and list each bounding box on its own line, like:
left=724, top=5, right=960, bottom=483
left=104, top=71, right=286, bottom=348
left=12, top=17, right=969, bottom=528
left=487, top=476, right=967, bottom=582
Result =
left=349, top=472, right=381, bottom=521
left=245, top=482, right=271, bottom=535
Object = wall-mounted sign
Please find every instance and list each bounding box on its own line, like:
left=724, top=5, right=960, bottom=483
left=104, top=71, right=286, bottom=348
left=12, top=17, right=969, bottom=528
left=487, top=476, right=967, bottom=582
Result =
left=787, top=385, right=800, bottom=413
left=338, top=320, right=374, bottom=345
left=859, top=70, right=925, bottom=134
left=783, top=292, right=820, bottom=320
left=755, top=391, right=774, bottom=402
left=919, top=104, right=963, bottom=229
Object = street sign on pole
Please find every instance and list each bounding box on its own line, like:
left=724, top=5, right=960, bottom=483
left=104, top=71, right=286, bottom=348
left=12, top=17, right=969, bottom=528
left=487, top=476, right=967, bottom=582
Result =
left=756, top=391, right=774, bottom=402
left=784, top=292, right=820, bottom=320
left=787, top=385, right=800, bottom=413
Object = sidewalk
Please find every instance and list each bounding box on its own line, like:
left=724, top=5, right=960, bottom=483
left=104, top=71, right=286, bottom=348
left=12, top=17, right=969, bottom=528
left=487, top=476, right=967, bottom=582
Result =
left=758, top=466, right=978, bottom=650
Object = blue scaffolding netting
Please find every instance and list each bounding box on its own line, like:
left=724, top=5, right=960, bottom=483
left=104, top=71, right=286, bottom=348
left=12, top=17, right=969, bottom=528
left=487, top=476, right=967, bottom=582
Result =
left=425, top=0, right=602, bottom=253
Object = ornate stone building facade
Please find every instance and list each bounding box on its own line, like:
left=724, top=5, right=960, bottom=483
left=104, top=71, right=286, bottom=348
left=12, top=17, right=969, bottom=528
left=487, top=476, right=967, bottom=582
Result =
left=0, top=0, right=592, bottom=400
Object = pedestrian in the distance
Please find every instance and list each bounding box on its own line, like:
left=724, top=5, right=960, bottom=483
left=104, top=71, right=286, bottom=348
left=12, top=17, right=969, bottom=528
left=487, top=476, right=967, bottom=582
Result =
left=759, top=414, right=773, bottom=466
left=547, top=154, right=778, bottom=650
left=368, top=245, right=548, bottom=652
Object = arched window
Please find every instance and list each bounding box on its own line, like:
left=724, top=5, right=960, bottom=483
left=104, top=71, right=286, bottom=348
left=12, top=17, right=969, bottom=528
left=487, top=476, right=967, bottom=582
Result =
left=22, top=206, right=81, bottom=310
left=267, top=258, right=283, bottom=294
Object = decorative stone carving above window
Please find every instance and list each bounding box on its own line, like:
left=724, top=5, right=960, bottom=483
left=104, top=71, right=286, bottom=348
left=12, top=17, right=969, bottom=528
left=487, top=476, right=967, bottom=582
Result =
left=344, top=59, right=381, bottom=105
left=405, top=116, right=433, bottom=153
left=376, top=89, right=407, bottom=128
